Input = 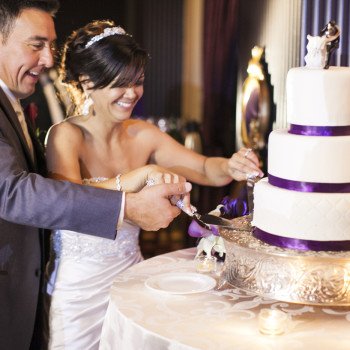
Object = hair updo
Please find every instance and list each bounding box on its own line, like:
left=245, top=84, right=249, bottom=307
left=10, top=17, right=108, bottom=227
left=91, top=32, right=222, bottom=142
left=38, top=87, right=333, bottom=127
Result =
left=59, top=19, right=149, bottom=115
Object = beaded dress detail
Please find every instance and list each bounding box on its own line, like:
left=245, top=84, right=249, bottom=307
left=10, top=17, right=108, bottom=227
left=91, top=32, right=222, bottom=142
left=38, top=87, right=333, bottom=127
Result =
left=51, top=177, right=140, bottom=262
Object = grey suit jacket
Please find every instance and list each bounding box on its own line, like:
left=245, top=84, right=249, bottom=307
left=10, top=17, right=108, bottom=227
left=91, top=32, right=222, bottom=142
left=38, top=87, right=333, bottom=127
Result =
left=0, top=88, right=123, bottom=349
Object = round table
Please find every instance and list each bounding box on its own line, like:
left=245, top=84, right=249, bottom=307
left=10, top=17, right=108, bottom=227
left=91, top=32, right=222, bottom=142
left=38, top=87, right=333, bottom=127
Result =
left=99, top=248, right=350, bottom=350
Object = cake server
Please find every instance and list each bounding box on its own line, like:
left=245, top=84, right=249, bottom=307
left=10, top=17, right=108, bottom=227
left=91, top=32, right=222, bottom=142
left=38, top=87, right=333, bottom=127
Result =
left=146, top=179, right=232, bottom=229
left=246, top=173, right=256, bottom=214
left=176, top=200, right=233, bottom=229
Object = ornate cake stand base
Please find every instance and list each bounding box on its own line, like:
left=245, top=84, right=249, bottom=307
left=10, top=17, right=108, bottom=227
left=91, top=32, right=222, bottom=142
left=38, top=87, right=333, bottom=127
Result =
left=219, top=216, right=350, bottom=306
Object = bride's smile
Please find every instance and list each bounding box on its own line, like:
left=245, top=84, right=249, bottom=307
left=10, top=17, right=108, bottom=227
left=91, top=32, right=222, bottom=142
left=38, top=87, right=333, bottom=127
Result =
left=90, top=83, right=144, bottom=122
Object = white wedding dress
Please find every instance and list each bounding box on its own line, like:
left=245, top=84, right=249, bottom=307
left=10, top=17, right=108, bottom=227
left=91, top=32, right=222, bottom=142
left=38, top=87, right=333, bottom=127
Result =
left=45, top=178, right=142, bottom=350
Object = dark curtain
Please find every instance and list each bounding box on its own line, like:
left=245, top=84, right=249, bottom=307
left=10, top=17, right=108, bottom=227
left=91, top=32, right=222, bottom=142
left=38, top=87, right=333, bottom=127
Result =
left=132, top=0, right=184, bottom=119
left=202, top=0, right=239, bottom=156
left=199, top=0, right=240, bottom=213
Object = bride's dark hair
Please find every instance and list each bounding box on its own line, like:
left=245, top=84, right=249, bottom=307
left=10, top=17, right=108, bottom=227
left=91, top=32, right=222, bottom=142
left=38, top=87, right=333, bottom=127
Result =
left=59, top=19, right=149, bottom=115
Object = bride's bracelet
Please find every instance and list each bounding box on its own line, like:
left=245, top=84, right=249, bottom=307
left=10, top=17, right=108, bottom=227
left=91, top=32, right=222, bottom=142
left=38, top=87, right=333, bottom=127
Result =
left=116, top=174, right=122, bottom=191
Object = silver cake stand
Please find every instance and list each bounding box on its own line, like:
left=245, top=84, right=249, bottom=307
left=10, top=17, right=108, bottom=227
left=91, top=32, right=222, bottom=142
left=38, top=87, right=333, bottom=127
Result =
left=219, top=215, right=350, bottom=306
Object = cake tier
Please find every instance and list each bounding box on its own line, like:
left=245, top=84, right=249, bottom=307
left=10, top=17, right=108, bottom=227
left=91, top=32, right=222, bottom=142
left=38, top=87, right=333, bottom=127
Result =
left=252, top=178, right=350, bottom=242
left=268, top=129, right=350, bottom=183
left=287, top=67, right=350, bottom=127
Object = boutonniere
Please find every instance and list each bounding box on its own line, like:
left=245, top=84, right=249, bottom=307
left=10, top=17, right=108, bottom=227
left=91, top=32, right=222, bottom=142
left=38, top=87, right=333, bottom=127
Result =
left=24, top=102, right=47, bottom=146
left=24, top=102, right=38, bottom=129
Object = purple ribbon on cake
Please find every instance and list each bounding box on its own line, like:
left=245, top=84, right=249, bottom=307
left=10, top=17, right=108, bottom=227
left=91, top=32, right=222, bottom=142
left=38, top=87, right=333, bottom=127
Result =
left=253, top=227, right=350, bottom=251
left=268, top=173, right=350, bottom=193
left=289, top=124, right=350, bottom=136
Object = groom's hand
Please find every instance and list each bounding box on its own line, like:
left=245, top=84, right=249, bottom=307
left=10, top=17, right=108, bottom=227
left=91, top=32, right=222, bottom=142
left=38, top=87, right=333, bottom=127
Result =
left=124, top=182, right=192, bottom=231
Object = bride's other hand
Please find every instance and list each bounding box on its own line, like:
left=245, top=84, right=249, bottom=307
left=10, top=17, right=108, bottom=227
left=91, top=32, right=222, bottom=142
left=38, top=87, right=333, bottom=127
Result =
left=119, top=164, right=187, bottom=192
left=125, top=182, right=192, bottom=231
left=144, top=164, right=185, bottom=186
left=144, top=165, right=192, bottom=215
left=117, top=165, right=192, bottom=214
left=227, top=148, right=264, bottom=182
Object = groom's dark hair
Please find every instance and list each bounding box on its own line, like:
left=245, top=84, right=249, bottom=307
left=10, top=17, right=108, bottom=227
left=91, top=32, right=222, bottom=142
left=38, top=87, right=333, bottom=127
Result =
left=0, top=0, right=60, bottom=42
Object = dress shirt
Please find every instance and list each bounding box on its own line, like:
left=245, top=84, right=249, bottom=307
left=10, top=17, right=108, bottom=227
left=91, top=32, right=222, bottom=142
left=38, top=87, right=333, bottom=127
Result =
left=117, top=191, right=125, bottom=229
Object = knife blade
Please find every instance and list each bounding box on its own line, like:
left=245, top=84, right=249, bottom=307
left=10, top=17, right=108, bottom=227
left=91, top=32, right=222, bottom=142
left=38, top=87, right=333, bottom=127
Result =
left=176, top=201, right=232, bottom=229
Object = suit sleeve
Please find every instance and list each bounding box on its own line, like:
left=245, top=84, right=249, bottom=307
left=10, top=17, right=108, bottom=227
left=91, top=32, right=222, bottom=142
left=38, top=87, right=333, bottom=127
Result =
left=0, top=110, right=122, bottom=240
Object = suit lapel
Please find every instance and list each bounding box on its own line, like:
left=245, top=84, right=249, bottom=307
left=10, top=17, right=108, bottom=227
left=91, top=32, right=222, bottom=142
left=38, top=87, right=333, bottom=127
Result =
left=0, top=88, right=38, bottom=171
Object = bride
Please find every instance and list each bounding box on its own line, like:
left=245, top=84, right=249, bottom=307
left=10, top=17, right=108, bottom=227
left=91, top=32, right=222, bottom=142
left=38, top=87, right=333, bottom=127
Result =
left=44, top=20, right=263, bottom=349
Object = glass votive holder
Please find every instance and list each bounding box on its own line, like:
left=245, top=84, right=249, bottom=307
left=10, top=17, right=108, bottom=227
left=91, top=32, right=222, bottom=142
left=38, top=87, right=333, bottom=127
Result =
left=258, top=309, right=288, bottom=335
left=195, top=255, right=217, bottom=273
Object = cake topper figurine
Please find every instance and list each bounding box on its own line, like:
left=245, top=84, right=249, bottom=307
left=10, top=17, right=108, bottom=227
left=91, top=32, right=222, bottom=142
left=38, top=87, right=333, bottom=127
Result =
left=304, top=21, right=340, bottom=69
left=320, top=20, right=340, bottom=69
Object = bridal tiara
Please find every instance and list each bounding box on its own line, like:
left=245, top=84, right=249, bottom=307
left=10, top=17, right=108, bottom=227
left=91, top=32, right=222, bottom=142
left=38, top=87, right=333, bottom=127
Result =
left=85, top=26, right=127, bottom=49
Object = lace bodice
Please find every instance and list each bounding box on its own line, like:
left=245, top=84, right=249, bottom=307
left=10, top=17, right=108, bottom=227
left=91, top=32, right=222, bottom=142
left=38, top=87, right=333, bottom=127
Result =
left=52, top=177, right=140, bottom=262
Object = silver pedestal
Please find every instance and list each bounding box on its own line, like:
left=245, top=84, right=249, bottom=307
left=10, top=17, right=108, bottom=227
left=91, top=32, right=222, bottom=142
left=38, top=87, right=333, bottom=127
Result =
left=219, top=216, right=350, bottom=305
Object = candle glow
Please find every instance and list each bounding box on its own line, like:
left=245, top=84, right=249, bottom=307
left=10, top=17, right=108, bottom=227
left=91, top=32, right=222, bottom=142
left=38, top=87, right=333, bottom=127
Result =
left=259, top=309, right=287, bottom=335
left=195, top=255, right=217, bottom=273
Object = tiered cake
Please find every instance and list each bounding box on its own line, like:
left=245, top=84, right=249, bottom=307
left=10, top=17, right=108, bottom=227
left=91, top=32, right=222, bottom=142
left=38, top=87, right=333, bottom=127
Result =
left=252, top=38, right=350, bottom=251
left=220, top=27, right=350, bottom=305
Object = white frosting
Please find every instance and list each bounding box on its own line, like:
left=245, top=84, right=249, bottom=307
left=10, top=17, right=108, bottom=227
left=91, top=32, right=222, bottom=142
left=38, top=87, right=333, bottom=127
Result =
left=268, top=129, right=350, bottom=183
left=287, top=67, right=350, bottom=126
left=252, top=178, right=350, bottom=241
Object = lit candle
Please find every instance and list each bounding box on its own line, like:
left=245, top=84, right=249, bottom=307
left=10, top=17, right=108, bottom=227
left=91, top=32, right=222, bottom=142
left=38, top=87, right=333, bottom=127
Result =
left=195, top=255, right=217, bottom=273
left=259, top=309, right=288, bottom=335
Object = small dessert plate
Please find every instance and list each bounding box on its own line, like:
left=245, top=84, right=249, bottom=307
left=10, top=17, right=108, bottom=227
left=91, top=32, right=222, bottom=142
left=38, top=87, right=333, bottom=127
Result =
left=145, top=272, right=216, bottom=295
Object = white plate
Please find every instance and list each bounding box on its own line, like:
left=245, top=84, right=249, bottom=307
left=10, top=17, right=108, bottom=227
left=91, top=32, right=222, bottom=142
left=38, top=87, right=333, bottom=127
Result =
left=145, top=272, right=216, bottom=295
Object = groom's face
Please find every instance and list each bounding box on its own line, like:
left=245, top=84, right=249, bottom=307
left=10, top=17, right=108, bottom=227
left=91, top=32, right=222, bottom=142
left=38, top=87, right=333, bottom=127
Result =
left=0, top=8, right=56, bottom=99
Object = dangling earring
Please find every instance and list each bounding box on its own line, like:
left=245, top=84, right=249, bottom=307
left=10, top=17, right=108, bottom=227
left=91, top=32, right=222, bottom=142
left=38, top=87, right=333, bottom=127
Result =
left=82, top=94, right=91, bottom=116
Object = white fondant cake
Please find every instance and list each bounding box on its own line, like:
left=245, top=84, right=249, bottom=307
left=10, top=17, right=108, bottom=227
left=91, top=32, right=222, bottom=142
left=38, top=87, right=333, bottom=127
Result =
left=253, top=178, right=350, bottom=241
left=252, top=66, right=350, bottom=248
left=287, top=67, right=350, bottom=126
left=268, top=129, right=350, bottom=183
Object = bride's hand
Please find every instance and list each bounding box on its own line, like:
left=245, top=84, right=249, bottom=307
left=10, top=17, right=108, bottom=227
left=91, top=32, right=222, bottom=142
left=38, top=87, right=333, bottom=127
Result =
left=227, top=148, right=264, bottom=181
left=143, top=165, right=192, bottom=214
left=144, top=164, right=185, bottom=186
left=117, top=165, right=192, bottom=214
left=118, top=164, right=185, bottom=192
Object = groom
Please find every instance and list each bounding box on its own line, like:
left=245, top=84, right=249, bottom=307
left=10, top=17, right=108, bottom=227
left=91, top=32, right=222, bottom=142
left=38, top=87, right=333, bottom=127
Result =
left=0, top=1, right=191, bottom=349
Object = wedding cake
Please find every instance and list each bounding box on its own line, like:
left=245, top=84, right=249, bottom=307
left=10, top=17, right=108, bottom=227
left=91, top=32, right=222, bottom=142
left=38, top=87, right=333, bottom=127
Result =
left=252, top=29, right=350, bottom=251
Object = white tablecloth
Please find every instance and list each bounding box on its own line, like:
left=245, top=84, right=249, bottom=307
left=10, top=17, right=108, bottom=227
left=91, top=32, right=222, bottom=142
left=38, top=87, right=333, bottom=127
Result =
left=99, top=248, right=350, bottom=350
